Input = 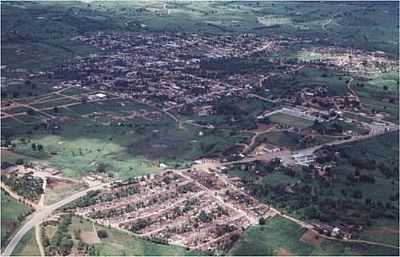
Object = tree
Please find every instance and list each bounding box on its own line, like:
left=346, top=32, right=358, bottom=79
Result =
left=304, top=206, right=319, bottom=219
left=198, top=210, right=211, bottom=223
left=37, top=144, right=44, bottom=151
left=60, top=239, right=73, bottom=254
left=97, top=230, right=108, bottom=239
left=96, top=163, right=107, bottom=173
left=15, top=159, right=24, bottom=165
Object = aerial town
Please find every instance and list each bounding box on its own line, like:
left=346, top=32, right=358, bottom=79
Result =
left=1, top=1, right=399, bottom=256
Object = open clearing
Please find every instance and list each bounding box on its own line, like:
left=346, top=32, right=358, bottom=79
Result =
left=268, top=112, right=313, bottom=129
left=300, top=230, right=321, bottom=247
left=45, top=178, right=87, bottom=205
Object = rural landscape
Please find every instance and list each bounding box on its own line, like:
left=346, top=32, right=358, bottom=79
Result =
left=1, top=1, right=399, bottom=256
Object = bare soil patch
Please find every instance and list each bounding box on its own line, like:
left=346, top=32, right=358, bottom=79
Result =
left=80, top=231, right=101, bottom=244
left=46, top=177, right=73, bottom=189
left=274, top=247, right=293, bottom=256
left=299, top=229, right=321, bottom=247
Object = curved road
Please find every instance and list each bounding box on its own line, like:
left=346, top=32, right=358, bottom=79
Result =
left=1, top=183, right=107, bottom=257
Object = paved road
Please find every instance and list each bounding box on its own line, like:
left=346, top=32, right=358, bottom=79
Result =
left=1, top=183, right=107, bottom=257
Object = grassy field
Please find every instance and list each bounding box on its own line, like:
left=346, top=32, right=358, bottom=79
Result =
left=1, top=149, right=33, bottom=164
left=268, top=112, right=314, bottom=129
left=178, top=96, right=275, bottom=131
left=1, top=190, right=33, bottom=249
left=358, top=219, right=399, bottom=247
left=45, top=180, right=87, bottom=205
left=11, top=229, right=40, bottom=256
left=263, top=67, right=350, bottom=100
left=4, top=97, right=251, bottom=179
left=61, top=216, right=203, bottom=256
left=353, top=71, right=399, bottom=123
left=13, top=133, right=160, bottom=179
left=257, top=130, right=302, bottom=149
left=229, top=216, right=311, bottom=256
left=229, top=216, right=399, bottom=256
left=254, top=130, right=333, bottom=150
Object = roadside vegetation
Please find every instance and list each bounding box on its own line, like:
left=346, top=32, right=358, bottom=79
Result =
left=1, top=190, right=34, bottom=249
left=10, top=229, right=40, bottom=256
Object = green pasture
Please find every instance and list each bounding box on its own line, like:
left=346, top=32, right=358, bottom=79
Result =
left=1, top=190, right=33, bottom=249
left=268, top=112, right=313, bottom=129
left=67, top=216, right=203, bottom=256
left=229, top=216, right=399, bottom=256
left=11, top=229, right=40, bottom=256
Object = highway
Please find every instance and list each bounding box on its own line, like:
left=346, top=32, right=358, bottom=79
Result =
left=1, top=183, right=107, bottom=257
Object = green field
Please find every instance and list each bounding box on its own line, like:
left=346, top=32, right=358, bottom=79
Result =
left=353, top=72, right=399, bottom=123
left=268, top=112, right=314, bottom=129
left=257, top=130, right=302, bottom=149
left=1, top=190, right=33, bottom=249
left=358, top=219, right=399, bottom=247
left=11, top=229, right=40, bottom=256
left=178, top=96, right=275, bottom=131
left=1, top=149, right=33, bottom=164
left=254, top=130, right=333, bottom=150
left=229, top=216, right=399, bottom=256
left=4, top=98, right=251, bottom=179
left=262, top=67, right=351, bottom=100
left=64, top=216, right=203, bottom=256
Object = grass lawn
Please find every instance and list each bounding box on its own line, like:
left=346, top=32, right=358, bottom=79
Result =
left=229, top=216, right=312, bottom=256
left=269, top=113, right=313, bottom=129
left=178, top=96, right=275, bottom=130
left=0, top=149, right=33, bottom=164
left=1, top=190, right=33, bottom=249
left=358, top=219, right=399, bottom=247
left=257, top=130, right=302, bottom=149
left=68, top=216, right=203, bottom=256
left=7, top=97, right=251, bottom=179
left=14, top=134, right=160, bottom=179
left=11, top=229, right=40, bottom=256
left=353, top=72, right=399, bottom=123
left=229, top=216, right=399, bottom=256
